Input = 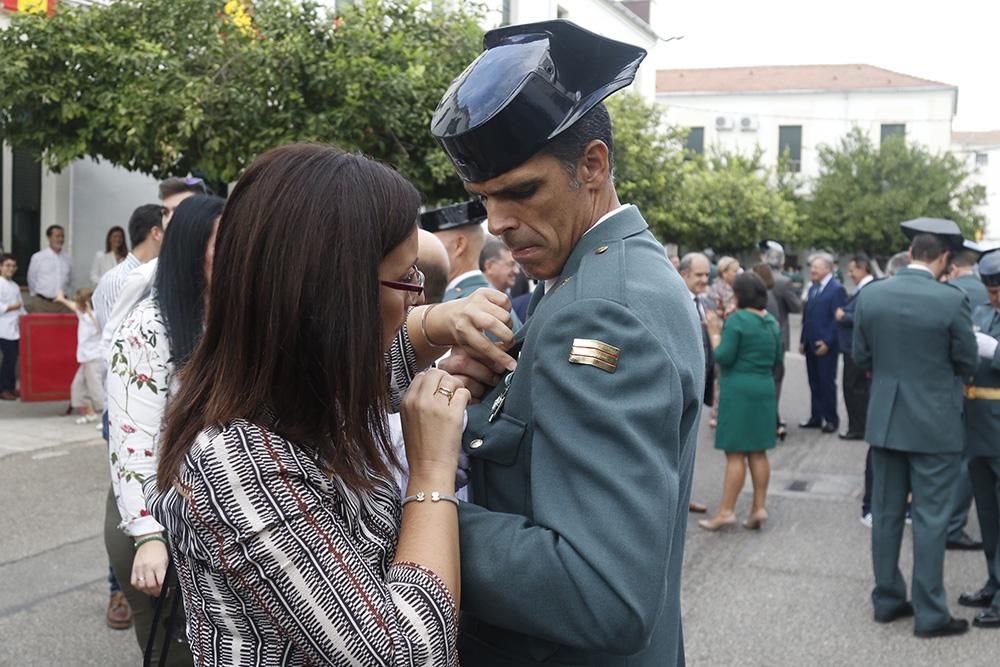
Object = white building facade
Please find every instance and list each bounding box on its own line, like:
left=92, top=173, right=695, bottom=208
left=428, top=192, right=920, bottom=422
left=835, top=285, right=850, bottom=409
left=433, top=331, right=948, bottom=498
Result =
left=656, top=64, right=958, bottom=180
left=952, top=131, right=1000, bottom=246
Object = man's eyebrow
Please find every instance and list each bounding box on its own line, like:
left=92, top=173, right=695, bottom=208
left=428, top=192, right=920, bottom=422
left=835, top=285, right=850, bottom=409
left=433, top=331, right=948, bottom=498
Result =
left=466, top=178, right=542, bottom=198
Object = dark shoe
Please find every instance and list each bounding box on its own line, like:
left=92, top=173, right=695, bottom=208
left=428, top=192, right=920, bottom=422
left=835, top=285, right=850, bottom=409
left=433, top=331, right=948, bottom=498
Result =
left=973, top=607, right=1000, bottom=628
left=105, top=591, right=132, bottom=630
left=839, top=431, right=864, bottom=440
left=777, top=426, right=787, bottom=442
left=874, top=601, right=914, bottom=623
left=799, top=419, right=822, bottom=429
left=914, top=617, right=969, bottom=638
left=821, top=423, right=837, bottom=434
left=688, top=501, right=707, bottom=513
left=959, top=588, right=996, bottom=608
left=947, top=531, right=983, bottom=551
left=0, top=391, right=16, bottom=401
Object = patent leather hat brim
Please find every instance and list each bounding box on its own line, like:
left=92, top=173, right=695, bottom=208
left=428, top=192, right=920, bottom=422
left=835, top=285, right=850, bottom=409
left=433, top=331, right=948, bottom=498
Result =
left=420, top=199, right=488, bottom=233
left=432, top=19, right=646, bottom=183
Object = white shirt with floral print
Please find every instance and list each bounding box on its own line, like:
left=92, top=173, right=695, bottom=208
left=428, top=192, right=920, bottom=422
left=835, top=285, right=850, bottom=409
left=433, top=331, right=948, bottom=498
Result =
left=107, top=296, right=173, bottom=536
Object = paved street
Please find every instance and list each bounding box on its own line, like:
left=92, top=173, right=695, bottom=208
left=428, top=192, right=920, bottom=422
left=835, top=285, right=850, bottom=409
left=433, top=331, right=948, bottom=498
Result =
left=0, top=316, right=996, bottom=666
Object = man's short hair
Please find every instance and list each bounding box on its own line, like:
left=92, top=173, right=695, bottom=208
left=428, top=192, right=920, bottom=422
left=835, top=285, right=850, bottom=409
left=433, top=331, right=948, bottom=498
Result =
left=733, top=272, right=769, bottom=310
left=1, top=253, right=16, bottom=264
left=128, top=204, right=165, bottom=247
left=678, top=252, right=708, bottom=275
left=45, top=224, right=63, bottom=237
left=849, top=253, right=872, bottom=273
left=540, top=103, right=614, bottom=183
left=910, top=233, right=948, bottom=263
left=809, top=252, right=835, bottom=270
left=951, top=250, right=980, bottom=268
left=419, top=261, right=449, bottom=305
left=479, top=236, right=509, bottom=272
left=159, top=176, right=208, bottom=200
left=886, top=251, right=911, bottom=276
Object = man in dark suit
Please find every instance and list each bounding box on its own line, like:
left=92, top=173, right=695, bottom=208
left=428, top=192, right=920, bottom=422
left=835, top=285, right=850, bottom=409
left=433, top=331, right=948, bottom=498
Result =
left=854, top=223, right=978, bottom=637
left=761, top=241, right=802, bottom=431
left=800, top=252, right=847, bottom=433
left=835, top=253, right=875, bottom=440
left=680, top=252, right=715, bottom=513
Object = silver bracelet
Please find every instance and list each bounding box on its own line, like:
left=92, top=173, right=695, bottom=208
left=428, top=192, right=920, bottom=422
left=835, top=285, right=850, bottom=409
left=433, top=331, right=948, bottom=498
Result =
left=419, top=304, right=450, bottom=349
left=401, top=491, right=460, bottom=508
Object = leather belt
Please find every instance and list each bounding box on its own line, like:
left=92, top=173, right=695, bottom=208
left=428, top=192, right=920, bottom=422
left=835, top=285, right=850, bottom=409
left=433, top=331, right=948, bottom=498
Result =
left=964, top=385, right=1000, bottom=400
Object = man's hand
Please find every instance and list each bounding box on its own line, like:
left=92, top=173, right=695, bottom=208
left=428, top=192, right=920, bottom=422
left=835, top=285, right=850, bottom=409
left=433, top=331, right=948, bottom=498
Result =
left=437, top=348, right=501, bottom=403
left=834, top=307, right=845, bottom=322
left=815, top=341, right=829, bottom=357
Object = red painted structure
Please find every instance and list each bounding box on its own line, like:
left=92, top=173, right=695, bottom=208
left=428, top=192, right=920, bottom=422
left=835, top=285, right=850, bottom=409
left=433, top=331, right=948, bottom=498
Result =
left=18, top=314, right=77, bottom=402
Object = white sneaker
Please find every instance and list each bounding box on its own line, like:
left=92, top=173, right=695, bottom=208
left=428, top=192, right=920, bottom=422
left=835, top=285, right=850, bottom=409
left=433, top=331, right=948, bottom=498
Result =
left=860, top=513, right=873, bottom=528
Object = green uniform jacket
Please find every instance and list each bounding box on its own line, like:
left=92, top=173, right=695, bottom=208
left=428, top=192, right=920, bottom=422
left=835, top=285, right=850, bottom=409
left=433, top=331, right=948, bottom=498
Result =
left=444, top=271, right=522, bottom=330
left=443, top=271, right=490, bottom=303
left=965, top=305, right=1000, bottom=457
left=852, top=267, right=978, bottom=453
left=457, top=206, right=704, bottom=667
left=952, top=273, right=990, bottom=309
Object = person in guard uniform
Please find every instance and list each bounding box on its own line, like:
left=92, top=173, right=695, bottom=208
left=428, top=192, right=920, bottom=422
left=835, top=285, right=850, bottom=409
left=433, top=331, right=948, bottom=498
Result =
left=853, top=217, right=979, bottom=638
left=421, top=200, right=491, bottom=302
left=957, top=248, right=1000, bottom=628
left=432, top=19, right=704, bottom=667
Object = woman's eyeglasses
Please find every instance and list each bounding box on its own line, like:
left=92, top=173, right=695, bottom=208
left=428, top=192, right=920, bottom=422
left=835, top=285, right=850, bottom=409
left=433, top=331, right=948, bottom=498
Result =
left=381, top=265, right=424, bottom=299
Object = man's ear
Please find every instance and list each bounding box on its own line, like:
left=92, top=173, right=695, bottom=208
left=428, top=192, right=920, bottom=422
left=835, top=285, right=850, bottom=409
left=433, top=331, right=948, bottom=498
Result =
left=453, top=233, right=467, bottom=258
left=577, top=139, right=611, bottom=191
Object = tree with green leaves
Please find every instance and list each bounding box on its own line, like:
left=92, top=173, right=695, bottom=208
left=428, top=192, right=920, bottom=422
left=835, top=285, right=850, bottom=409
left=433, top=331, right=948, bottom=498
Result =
left=0, top=0, right=483, bottom=202
left=604, top=92, right=689, bottom=238
left=672, top=148, right=799, bottom=254
left=804, top=127, right=986, bottom=256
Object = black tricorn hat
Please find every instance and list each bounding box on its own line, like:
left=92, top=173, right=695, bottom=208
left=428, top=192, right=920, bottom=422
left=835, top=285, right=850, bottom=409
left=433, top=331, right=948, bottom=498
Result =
left=900, top=217, right=965, bottom=251
left=979, top=248, right=1000, bottom=287
left=420, top=200, right=487, bottom=233
left=431, top=19, right=647, bottom=183
left=758, top=239, right=784, bottom=254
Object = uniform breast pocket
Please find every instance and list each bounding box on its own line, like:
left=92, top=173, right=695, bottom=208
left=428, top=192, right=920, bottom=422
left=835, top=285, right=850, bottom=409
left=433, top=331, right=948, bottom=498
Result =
left=463, top=412, right=528, bottom=466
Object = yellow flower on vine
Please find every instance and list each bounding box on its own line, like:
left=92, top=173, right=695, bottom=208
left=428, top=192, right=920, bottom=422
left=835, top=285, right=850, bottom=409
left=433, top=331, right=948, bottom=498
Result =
left=223, top=0, right=256, bottom=39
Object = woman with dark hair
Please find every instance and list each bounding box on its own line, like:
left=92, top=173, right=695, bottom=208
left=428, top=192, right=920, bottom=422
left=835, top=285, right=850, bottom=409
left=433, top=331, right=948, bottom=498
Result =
left=700, top=272, right=783, bottom=531
left=146, top=144, right=513, bottom=666
left=107, top=194, right=223, bottom=664
left=91, top=225, right=129, bottom=285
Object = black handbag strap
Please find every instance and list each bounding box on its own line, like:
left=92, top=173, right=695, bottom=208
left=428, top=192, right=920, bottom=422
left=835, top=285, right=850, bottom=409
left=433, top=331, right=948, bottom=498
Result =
left=143, top=559, right=181, bottom=667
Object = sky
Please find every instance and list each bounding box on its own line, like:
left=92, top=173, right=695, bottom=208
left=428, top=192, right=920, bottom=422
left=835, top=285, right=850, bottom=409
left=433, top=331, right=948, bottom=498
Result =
left=651, top=0, right=999, bottom=130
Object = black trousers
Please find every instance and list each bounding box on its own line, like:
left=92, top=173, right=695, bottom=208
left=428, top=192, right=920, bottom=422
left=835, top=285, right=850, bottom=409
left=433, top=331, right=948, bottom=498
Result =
left=842, top=351, right=870, bottom=434
left=0, top=337, right=17, bottom=392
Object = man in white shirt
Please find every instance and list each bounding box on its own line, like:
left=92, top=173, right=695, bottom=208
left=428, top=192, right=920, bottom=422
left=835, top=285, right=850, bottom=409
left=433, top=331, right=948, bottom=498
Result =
left=26, top=225, right=72, bottom=313
left=93, top=205, right=164, bottom=353
left=480, top=236, right=518, bottom=293
left=0, top=254, right=26, bottom=400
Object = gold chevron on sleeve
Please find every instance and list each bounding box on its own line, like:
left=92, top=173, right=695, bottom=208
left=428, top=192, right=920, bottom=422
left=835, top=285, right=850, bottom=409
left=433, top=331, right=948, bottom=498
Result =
left=569, top=339, right=620, bottom=373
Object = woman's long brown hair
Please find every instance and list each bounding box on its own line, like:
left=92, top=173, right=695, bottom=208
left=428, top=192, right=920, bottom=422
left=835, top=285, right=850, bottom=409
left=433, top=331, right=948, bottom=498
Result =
left=157, top=144, right=419, bottom=491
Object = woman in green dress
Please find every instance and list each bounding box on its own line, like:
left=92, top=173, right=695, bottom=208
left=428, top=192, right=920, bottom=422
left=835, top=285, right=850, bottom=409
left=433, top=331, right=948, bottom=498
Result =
left=700, top=272, right=784, bottom=531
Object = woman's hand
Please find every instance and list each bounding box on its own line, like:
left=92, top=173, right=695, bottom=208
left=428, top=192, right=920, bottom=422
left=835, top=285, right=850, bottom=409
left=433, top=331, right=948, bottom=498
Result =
left=705, top=310, right=723, bottom=338
left=132, top=536, right=169, bottom=597
left=421, top=290, right=517, bottom=373
left=401, top=369, right=470, bottom=480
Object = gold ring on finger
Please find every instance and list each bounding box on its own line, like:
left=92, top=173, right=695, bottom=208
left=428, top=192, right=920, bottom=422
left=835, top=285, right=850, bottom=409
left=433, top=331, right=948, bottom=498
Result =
left=435, top=387, right=455, bottom=404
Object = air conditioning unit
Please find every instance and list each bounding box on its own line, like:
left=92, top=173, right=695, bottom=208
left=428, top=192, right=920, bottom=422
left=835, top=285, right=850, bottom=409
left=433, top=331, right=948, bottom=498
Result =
left=715, top=115, right=735, bottom=131
left=739, top=115, right=759, bottom=132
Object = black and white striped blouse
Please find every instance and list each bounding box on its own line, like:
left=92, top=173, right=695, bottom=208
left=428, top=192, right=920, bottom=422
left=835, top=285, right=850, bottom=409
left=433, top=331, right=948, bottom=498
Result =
left=146, top=328, right=458, bottom=666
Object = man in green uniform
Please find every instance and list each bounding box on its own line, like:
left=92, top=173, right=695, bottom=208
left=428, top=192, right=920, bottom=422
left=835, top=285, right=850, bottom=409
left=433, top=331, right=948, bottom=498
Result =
left=957, top=248, right=1000, bottom=629
left=420, top=200, right=491, bottom=302
left=853, top=218, right=979, bottom=638
left=944, top=241, right=989, bottom=551
left=432, top=20, right=704, bottom=667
